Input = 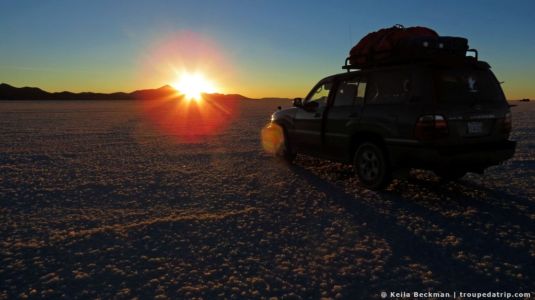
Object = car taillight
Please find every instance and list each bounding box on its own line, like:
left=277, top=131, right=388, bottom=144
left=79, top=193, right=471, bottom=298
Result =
left=414, top=115, right=449, bottom=140
left=503, top=112, right=512, bottom=134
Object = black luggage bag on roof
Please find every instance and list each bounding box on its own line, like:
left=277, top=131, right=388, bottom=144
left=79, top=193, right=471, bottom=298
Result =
left=397, top=36, right=469, bottom=59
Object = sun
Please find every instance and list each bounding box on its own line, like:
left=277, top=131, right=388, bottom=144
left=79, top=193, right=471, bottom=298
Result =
left=171, top=72, right=217, bottom=101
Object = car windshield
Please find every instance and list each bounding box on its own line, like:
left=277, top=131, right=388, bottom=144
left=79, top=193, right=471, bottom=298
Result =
left=434, top=68, right=505, bottom=104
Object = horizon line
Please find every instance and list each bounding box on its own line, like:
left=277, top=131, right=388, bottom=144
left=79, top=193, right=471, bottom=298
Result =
left=0, top=82, right=299, bottom=100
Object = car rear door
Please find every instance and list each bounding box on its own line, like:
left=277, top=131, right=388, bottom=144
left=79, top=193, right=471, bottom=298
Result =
left=358, top=69, right=414, bottom=140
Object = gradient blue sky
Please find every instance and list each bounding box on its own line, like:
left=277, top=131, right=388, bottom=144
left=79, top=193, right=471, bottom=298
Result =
left=1, top=0, right=534, bottom=98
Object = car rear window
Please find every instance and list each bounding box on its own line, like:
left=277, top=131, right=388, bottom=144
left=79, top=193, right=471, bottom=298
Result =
left=367, top=70, right=412, bottom=105
left=435, top=68, right=505, bottom=104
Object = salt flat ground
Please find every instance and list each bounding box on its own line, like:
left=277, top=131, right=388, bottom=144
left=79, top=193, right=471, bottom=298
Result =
left=0, top=100, right=534, bottom=299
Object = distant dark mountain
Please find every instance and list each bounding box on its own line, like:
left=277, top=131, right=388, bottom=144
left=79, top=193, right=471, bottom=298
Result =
left=0, top=83, right=50, bottom=99
left=0, top=83, right=249, bottom=101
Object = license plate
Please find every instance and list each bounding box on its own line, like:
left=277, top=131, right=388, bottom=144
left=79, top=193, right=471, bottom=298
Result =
left=467, top=121, right=483, bottom=134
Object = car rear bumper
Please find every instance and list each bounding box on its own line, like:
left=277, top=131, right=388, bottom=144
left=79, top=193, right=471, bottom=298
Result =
left=387, top=140, right=517, bottom=170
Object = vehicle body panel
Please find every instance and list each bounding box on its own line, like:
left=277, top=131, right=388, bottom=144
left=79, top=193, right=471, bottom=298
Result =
left=270, top=60, right=516, bottom=173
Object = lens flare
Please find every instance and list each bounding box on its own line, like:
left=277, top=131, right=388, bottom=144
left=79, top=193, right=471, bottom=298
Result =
left=261, top=123, right=285, bottom=154
left=139, top=93, right=238, bottom=143
left=137, top=31, right=239, bottom=143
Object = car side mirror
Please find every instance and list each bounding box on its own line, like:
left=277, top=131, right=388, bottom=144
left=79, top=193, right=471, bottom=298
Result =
left=293, top=97, right=303, bottom=107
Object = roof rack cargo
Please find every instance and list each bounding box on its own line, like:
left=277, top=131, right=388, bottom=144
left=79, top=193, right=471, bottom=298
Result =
left=342, top=48, right=479, bottom=72
left=343, top=25, right=479, bottom=72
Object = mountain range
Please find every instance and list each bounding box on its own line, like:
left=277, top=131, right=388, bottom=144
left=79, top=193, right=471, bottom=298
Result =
left=0, top=83, right=249, bottom=101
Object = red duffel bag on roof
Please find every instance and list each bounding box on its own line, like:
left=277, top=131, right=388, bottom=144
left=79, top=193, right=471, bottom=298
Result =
left=349, top=24, right=439, bottom=67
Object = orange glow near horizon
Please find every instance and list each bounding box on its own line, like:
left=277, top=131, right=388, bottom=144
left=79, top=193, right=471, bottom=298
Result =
left=171, top=71, right=218, bottom=101
left=138, top=91, right=238, bottom=144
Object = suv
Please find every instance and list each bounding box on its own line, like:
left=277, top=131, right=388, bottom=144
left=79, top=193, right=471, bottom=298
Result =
left=267, top=59, right=516, bottom=190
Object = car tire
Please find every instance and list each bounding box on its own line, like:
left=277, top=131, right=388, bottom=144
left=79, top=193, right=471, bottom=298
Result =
left=354, top=142, right=392, bottom=190
left=277, top=128, right=296, bottom=163
left=435, top=169, right=467, bottom=181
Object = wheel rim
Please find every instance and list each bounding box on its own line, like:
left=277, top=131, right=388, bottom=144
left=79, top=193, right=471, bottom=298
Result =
left=359, top=149, right=380, bottom=181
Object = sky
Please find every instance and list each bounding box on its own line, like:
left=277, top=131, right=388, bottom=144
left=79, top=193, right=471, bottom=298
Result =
left=1, top=0, right=534, bottom=99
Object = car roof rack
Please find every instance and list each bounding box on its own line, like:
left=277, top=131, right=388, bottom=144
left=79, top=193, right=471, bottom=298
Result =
left=342, top=57, right=359, bottom=72
left=342, top=49, right=479, bottom=72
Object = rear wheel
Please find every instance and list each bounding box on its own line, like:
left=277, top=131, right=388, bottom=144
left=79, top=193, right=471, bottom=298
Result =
left=354, top=142, right=392, bottom=190
left=435, top=168, right=467, bottom=181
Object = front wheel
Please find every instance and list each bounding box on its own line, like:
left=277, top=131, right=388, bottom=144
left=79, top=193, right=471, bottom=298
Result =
left=262, top=123, right=296, bottom=163
left=277, top=128, right=297, bottom=163
left=354, top=142, right=392, bottom=190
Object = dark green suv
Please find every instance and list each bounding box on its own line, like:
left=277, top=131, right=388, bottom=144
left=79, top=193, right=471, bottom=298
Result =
left=266, top=59, right=516, bottom=190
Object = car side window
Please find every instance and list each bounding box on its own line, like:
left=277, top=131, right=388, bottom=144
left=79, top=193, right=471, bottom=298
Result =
left=305, top=81, right=332, bottom=107
left=333, top=77, right=367, bottom=107
left=366, top=71, right=411, bottom=105
left=356, top=82, right=367, bottom=105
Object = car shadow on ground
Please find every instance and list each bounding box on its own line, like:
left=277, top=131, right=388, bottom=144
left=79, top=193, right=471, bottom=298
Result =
left=288, top=162, right=534, bottom=295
